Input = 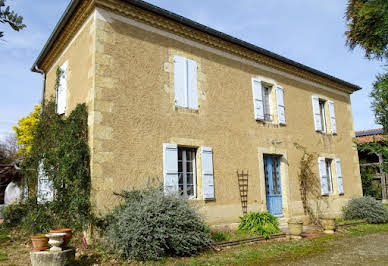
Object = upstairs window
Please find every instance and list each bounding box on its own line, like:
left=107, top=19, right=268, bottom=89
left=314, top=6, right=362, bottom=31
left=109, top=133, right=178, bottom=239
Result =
left=174, top=55, right=198, bottom=109
left=56, top=61, right=68, bottom=115
left=312, top=96, right=337, bottom=134
left=319, top=99, right=327, bottom=132
left=262, top=85, right=272, bottom=122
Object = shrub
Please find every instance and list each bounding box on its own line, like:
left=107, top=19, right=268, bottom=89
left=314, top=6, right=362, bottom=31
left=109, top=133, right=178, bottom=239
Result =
left=238, top=212, right=280, bottom=239
left=103, top=186, right=211, bottom=261
left=342, top=196, right=388, bottom=224
left=3, top=203, right=27, bottom=228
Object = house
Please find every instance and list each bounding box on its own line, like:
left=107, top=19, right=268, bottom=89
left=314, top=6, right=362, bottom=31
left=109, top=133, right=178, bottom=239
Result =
left=31, top=0, right=363, bottom=227
left=356, top=128, right=387, bottom=202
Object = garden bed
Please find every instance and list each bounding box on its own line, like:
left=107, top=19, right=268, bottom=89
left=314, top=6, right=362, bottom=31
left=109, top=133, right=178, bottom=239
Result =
left=213, top=233, right=287, bottom=249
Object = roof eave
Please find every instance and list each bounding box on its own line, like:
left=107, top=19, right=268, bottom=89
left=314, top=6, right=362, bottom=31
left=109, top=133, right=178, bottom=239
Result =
left=31, top=0, right=362, bottom=92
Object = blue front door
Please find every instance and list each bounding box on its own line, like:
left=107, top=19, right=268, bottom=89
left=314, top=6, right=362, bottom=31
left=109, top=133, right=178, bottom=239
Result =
left=264, top=155, right=283, bottom=216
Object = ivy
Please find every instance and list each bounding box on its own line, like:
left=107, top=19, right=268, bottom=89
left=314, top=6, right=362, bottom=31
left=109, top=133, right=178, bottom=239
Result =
left=20, top=99, right=91, bottom=234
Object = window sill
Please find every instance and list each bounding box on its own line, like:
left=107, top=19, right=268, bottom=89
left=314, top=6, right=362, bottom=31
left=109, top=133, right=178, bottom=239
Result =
left=174, top=105, right=199, bottom=114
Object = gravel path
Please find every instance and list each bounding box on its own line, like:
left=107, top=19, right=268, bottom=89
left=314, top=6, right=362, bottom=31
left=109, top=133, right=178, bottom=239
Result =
left=280, top=232, right=388, bottom=266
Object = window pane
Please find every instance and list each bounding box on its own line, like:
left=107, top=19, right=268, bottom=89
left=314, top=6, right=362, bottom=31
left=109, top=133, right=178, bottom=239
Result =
left=187, top=185, right=194, bottom=196
left=178, top=161, right=183, bottom=173
left=178, top=149, right=182, bottom=160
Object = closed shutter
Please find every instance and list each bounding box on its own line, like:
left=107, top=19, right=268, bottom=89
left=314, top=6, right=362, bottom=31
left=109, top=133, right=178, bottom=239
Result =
left=174, top=55, right=186, bottom=107
left=187, top=59, right=198, bottom=109
left=328, top=101, right=337, bottom=134
left=312, top=96, right=322, bottom=131
left=276, top=85, right=286, bottom=125
left=201, top=147, right=215, bottom=200
left=252, top=79, right=264, bottom=120
left=318, top=157, right=329, bottom=195
left=163, top=143, right=179, bottom=195
left=56, top=61, right=68, bottom=115
left=335, top=158, right=344, bottom=194
left=37, top=161, right=54, bottom=203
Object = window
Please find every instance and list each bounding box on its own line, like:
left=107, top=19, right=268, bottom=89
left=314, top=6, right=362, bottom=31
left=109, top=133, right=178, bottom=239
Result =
left=178, top=147, right=197, bottom=198
left=56, top=61, right=68, bottom=115
left=319, top=99, right=327, bottom=132
left=262, top=85, right=272, bottom=122
left=174, top=55, right=198, bottom=109
left=324, top=159, right=333, bottom=194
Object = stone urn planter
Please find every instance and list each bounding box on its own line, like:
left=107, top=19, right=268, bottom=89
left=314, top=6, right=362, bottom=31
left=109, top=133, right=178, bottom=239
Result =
left=50, top=228, right=72, bottom=248
left=320, top=218, right=336, bottom=234
left=31, top=235, right=49, bottom=251
left=46, top=233, right=66, bottom=252
left=288, top=219, right=303, bottom=239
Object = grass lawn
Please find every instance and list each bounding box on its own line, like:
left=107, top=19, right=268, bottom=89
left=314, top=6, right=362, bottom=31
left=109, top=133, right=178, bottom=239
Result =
left=1, top=224, right=388, bottom=265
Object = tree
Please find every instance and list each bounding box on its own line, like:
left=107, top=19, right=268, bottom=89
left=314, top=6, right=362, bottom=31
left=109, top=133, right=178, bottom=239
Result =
left=0, top=0, right=26, bottom=39
left=12, top=105, right=41, bottom=157
left=0, top=134, right=18, bottom=163
left=345, top=0, right=388, bottom=60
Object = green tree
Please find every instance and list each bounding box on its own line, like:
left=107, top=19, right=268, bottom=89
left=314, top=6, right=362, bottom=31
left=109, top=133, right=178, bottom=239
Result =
left=345, top=0, right=388, bottom=60
left=0, top=0, right=26, bottom=39
left=371, top=73, right=388, bottom=131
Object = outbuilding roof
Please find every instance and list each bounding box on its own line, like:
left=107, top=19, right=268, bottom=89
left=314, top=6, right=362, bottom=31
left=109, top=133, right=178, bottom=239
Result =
left=356, top=128, right=386, bottom=144
left=31, top=0, right=361, bottom=92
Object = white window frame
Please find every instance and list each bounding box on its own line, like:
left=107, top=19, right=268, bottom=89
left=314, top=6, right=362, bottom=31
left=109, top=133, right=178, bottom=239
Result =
left=319, top=99, right=327, bottom=132
left=262, top=85, right=273, bottom=122
left=325, top=158, right=334, bottom=194
left=178, top=147, right=197, bottom=198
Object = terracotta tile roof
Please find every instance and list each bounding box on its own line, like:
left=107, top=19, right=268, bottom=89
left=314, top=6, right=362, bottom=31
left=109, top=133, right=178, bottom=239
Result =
left=355, top=128, right=386, bottom=144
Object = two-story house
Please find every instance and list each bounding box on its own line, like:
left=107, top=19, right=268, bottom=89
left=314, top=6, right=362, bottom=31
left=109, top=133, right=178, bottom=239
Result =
left=32, top=0, right=363, bottom=227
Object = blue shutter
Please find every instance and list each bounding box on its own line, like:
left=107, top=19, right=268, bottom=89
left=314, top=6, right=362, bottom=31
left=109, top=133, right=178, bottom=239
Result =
left=318, top=157, right=328, bottom=195
left=328, top=101, right=337, bottom=134
left=57, top=61, right=68, bottom=115
left=252, top=79, right=264, bottom=120
left=335, top=158, right=344, bottom=194
left=201, top=147, right=215, bottom=200
left=174, top=56, right=187, bottom=108
left=312, top=96, right=322, bottom=131
left=187, top=59, right=198, bottom=109
left=163, top=143, right=179, bottom=195
left=276, top=85, right=286, bottom=125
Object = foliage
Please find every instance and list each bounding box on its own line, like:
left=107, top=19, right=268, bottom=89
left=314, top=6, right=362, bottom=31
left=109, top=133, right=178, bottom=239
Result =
left=3, top=203, right=26, bottom=228
left=345, top=0, right=388, bottom=60
left=238, top=212, right=280, bottom=239
left=371, top=73, right=388, bottom=131
left=211, top=232, right=227, bottom=242
left=103, top=186, right=211, bottom=261
left=16, top=99, right=91, bottom=234
left=342, top=196, right=388, bottom=224
left=360, top=164, right=382, bottom=198
left=294, top=143, right=325, bottom=227
left=12, top=105, right=41, bottom=157
left=0, top=0, right=26, bottom=39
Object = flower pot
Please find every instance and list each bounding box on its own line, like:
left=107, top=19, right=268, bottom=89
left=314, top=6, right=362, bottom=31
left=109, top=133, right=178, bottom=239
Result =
left=31, top=235, right=49, bottom=251
left=288, top=219, right=303, bottom=239
left=46, top=233, right=66, bottom=252
left=320, top=218, right=336, bottom=234
left=50, top=229, right=72, bottom=248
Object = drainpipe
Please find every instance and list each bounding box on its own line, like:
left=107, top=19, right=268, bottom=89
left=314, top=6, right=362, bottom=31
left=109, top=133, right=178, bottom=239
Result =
left=34, top=65, right=46, bottom=109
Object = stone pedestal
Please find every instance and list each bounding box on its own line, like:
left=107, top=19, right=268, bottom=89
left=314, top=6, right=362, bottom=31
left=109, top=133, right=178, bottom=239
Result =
left=30, top=248, right=75, bottom=266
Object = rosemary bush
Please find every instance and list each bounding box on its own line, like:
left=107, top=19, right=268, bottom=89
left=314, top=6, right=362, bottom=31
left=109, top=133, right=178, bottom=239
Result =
left=343, top=196, right=388, bottom=224
left=103, top=186, right=211, bottom=261
left=238, top=212, right=280, bottom=239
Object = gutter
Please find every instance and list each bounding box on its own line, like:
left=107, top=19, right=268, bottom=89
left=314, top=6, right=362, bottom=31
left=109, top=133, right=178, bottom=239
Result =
left=31, top=0, right=362, bottom=92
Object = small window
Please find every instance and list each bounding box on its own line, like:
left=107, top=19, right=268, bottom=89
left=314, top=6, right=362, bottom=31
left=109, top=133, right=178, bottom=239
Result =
left=262, top=85, right=272, bottom=122
left=319, top=99, right=327, bottom=132
left=325, top=159, right=333, bottom=194
left=178, top=147, right=197, bottom=198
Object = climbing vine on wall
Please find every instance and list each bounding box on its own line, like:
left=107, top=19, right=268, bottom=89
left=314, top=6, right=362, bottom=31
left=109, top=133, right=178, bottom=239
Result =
left=20, top=98, right=91, bottom=233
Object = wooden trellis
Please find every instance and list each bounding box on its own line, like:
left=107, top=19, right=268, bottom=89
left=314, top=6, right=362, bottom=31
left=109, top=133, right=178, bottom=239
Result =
left=237, top=170, right=249, bottom=215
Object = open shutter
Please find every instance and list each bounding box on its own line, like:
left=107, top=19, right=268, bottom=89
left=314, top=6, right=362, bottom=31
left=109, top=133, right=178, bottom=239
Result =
left=328, top=101, right=337, bottom=134
left=276, top=85, right=286, bottom=125
left=318, top=157, right=328, bottom=195
left=312, top=96, right=322, bottom=131
left=37, top=161, right=54, bottom=203
left=56, top=61, right=68, bottom=115
left=187, top=59, right=198, bottom=109
left=335, top=158, right=344, bottom=195
left=252, top=79, right=264, bottom=120
left=163, top=143, right=179, bottom=195
left=174, top=55, right=187, bottom=108
left=201, top=147, right=215, bottom=200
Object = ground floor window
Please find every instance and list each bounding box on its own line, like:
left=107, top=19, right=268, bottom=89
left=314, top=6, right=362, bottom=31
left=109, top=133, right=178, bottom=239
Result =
left=324, top=159, right=334, bottom=194
left=178, top=147, right=197, bottom=198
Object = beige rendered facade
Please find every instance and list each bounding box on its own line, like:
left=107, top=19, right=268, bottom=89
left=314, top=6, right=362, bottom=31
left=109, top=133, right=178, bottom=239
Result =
left=34, top=0, right=362, bottom=227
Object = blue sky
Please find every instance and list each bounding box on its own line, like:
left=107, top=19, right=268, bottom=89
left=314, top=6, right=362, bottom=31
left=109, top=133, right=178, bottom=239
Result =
left=0, top=0, right=384, bottom=140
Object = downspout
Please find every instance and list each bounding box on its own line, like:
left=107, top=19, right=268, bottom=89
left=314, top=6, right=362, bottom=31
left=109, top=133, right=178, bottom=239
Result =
left=34, top=65, right=46, bottom=109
